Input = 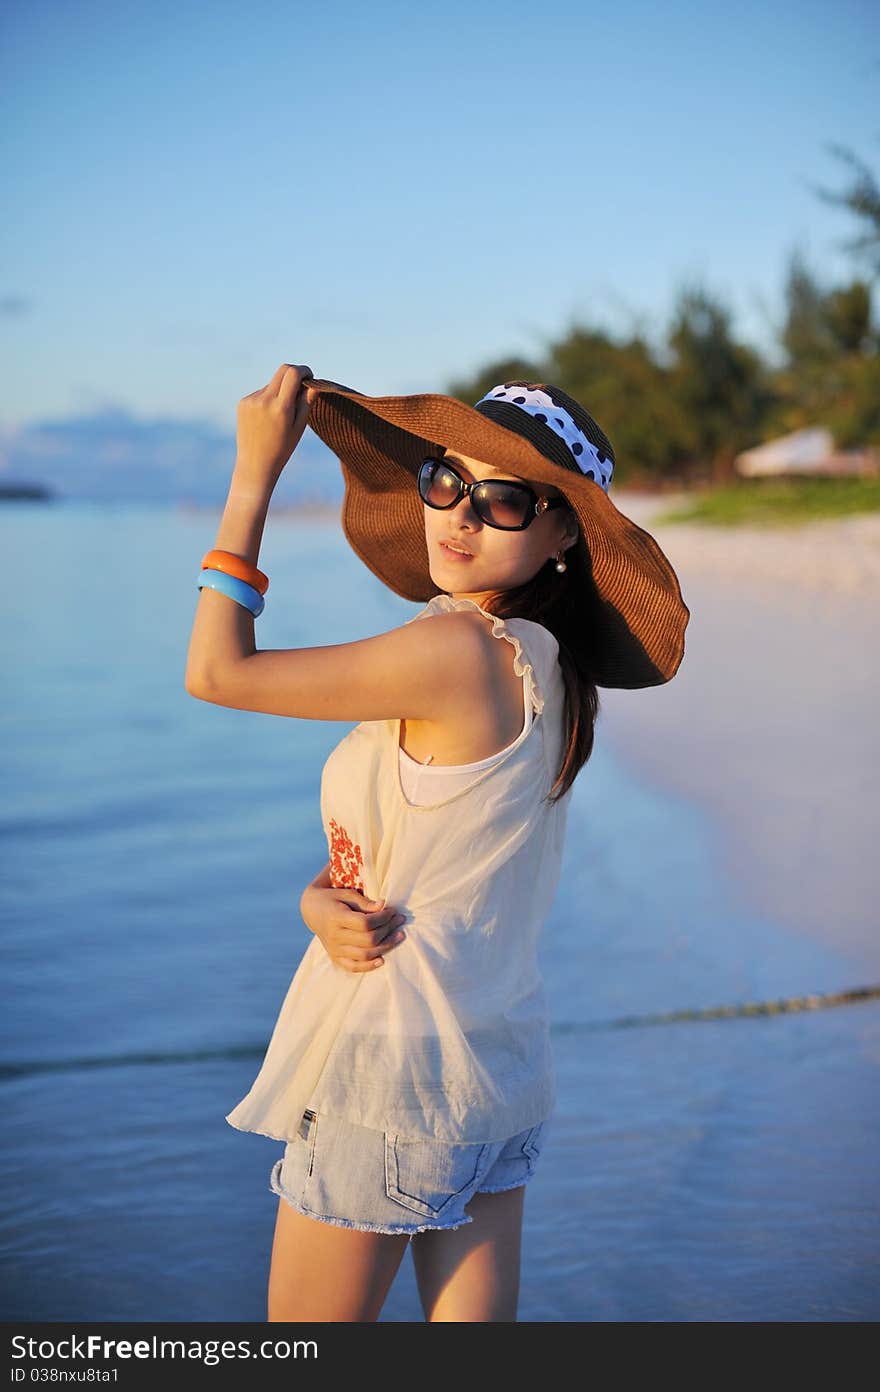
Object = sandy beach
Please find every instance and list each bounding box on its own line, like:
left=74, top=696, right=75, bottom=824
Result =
left=599, top=493, right=880, bottom=979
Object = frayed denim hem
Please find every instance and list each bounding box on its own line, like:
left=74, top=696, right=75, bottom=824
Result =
left=268, top=1160, right=475, bottom=1237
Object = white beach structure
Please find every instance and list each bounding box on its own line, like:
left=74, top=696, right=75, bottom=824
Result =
left=735, top=427, right=833, bottom=477
left=735, top=427, right=879, bottom=478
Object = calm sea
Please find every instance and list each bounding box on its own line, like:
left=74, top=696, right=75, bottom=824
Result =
left=2, top=501, right=878, bottom=1322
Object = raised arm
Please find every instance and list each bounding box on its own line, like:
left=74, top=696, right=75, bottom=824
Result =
left=184, top=363, right=494, bottom=725
left=185, top=606, right=492, bottom=723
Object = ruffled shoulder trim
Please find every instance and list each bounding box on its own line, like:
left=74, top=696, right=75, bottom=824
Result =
left=405, top=594, right=545, bottom=715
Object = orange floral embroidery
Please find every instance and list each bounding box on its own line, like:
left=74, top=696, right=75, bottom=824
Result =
left=328, top=818, right=365, bottom=893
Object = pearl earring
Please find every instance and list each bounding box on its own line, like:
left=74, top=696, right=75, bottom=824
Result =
left=555, top=549, right=567, bottom=573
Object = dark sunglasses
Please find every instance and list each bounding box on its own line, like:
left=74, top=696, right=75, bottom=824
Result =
left=418, top=457, right=569, bottom=532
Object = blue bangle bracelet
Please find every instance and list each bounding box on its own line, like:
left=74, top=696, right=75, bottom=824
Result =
left=197, top=568, right=265, bottom=617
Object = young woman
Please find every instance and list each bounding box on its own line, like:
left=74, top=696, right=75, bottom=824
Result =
left=185, top=364, right=689, bottom=1322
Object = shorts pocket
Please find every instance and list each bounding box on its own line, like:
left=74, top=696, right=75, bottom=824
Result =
left=473, top=1121, right=548, bottom=1194
left=297, top=1107, right=319, bottom=1177
left=384, top=1134, right=490, bottom=1220
left=521, top=1122, right=545, bottom=1169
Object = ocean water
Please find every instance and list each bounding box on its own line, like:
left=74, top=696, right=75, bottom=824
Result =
left=1, top=501, right=878, bottom=1323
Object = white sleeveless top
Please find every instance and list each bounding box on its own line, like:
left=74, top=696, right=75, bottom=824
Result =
left=225, top=594, right=574, bottom=1144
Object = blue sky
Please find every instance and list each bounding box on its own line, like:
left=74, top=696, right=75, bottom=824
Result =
left=1, top=0, right=877, bottom=439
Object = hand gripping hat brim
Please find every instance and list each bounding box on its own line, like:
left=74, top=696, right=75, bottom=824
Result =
left=304, top=375, right=690, bottom=690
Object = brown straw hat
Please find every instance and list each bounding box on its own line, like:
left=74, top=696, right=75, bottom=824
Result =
left=304, top=375, right=690, bottom=689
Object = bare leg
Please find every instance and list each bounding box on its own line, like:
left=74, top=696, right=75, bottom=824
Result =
left=267, top=1197, right=411, bottom=1322
left=409, top=1186, right=526, bottom=1322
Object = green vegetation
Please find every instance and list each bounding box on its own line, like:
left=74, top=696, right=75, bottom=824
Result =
left=652, top=475, right=880, bottom=528
left=446, top=146, right=880, bottom=495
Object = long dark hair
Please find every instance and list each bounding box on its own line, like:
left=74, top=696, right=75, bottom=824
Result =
left=478, top=536, right=601, bottom=805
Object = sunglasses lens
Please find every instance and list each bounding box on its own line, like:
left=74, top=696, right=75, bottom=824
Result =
left=473, top=481, right=531, bottom=530
left=419, top=461, right=462, bottom=509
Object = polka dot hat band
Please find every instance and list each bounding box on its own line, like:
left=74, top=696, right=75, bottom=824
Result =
left=475, top=385, right=613, bottom=492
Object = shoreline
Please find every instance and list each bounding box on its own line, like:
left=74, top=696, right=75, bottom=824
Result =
left=598, top=498, right=880, bottom=976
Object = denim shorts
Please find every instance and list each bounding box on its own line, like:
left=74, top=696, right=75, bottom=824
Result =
left=269, top=1106, right=551, bottom=1236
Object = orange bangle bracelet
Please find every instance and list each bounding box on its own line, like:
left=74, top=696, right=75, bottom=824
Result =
left=201, top=549, right=269, bottom=595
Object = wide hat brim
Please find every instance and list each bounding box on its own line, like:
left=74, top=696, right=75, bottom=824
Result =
left=304, top=376, right=690, bottom=689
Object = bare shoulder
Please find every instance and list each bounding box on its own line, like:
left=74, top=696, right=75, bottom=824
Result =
left=413, top=608, right=523, bottom=690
